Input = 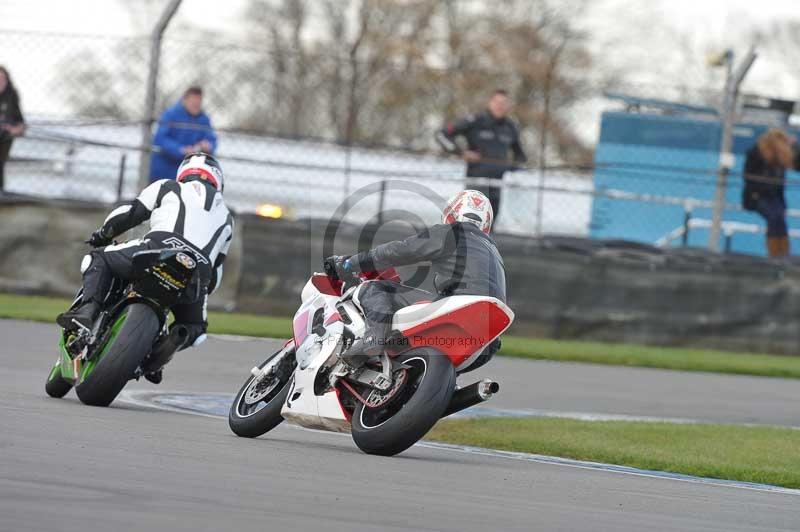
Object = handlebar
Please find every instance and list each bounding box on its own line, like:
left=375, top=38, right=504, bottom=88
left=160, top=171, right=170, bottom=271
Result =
left=323, top=256, right=363, bottom=292
left=323, top=257, right=340, bottom=281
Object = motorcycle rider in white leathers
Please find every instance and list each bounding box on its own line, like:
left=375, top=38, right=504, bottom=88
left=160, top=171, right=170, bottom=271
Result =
left=56, top=153, right=233, bottom=381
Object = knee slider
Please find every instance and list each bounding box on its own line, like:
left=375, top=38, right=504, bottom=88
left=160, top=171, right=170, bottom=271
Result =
left=173, top=322, right=207, bottom=350
left=192, top=333, right=208, bottom=348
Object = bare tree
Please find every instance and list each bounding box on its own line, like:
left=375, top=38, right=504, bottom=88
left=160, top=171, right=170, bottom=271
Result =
left=53, top=40, right=149, bottom=121
left=351, top=0, right=440, bottom=147
left=447, top=0, right=595, bottom=165
left=53, top=0, right=174, bottom=121
left=55, top=0, right=602, bottom=163
left=231, top=0, right=319, bottom=136
left=315, top=0, right=440, bottom=146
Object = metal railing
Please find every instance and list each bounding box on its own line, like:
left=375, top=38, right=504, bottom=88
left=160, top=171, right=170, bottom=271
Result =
left=8, top=125, right=791, bottom=250
left=657, top=218, right=800, bottom=252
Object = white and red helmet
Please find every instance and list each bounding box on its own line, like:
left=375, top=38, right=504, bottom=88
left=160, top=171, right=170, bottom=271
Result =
left=442, top=189, right=494, bottom=233
left=176, top=152, right=224, bottom=192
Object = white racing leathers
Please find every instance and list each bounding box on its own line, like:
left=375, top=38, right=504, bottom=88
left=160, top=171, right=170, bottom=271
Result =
left=77, top=178, right=234, bottom=347
left=101, top=179, right=234, bottom=294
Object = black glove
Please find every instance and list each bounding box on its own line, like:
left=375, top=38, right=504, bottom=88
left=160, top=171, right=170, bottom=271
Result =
left=86, top=227, right=113, bottom=248
left=325, top=256, right=361, bottom=292
left=324, top=255, right=350, bottom=280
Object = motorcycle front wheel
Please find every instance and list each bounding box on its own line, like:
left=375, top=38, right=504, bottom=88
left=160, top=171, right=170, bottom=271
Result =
left=228, top=345, right=296, bottom=438
left=350, top=348, right=455, bottom=456
left=44, top=363, right=72, bottom=398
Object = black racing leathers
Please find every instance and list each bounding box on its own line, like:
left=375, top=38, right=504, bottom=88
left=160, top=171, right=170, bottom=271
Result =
left=348, top=221, right=506, bottom=303
left=435, top=110, right=526, bottom=216
left=348, top=221, right=506, bottom=373
left=435, top=110, right=527, bottom=181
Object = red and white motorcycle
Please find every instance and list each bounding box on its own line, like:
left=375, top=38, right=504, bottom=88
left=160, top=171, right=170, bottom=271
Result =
left=228, top=259, right=514, bottom=456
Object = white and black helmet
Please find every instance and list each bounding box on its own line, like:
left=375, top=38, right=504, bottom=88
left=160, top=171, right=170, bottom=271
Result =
left=176, top=152, right=224, bottom=192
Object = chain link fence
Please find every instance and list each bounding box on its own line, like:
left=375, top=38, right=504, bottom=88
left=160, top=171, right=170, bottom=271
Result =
left=1, top=26, right=797, bottom=252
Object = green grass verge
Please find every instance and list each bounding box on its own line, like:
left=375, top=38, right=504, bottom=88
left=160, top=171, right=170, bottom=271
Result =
left=0, top=293, right=292, bottom=340
left=500, top=336, right=800, bottom=379
left=3, top=292, right=800, bottom=379
left=428, top=417, right=800, bottom=489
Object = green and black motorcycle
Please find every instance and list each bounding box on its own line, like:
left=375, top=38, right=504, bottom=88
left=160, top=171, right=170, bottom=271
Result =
left=45, top=248, right=201, bottom=406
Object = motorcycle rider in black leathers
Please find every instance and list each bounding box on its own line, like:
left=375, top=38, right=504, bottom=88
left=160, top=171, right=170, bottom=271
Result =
left=329, top=190, right=506, bottom=373
left=435, top=89, right=527, bottom=219
left=56, top=153, right=234, bottom=382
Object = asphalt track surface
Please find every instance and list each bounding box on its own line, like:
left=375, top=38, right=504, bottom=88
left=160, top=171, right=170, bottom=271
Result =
left=2, top=319, right=799, bottom=532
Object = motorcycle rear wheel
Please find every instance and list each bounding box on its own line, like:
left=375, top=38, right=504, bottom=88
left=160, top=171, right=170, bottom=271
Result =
left=351, top=348, right=455, bottom=456
left=229, top=345, right=296, bottom=438
left=75, top=304, right=159, bottom=407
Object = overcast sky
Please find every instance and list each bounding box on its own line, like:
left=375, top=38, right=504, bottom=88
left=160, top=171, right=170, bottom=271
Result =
left=3, top=0, right=798, bottom=92
left=2, top=0, right=799, bottom=37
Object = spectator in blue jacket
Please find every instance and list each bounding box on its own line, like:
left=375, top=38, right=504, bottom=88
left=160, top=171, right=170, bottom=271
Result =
left=149, top=86, right=217, bottom=182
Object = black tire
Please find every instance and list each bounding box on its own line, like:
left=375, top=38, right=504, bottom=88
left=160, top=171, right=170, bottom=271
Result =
left=229, top=346, right=296, bottom=438
left=75, top=304, right=160, bottom=407
left=351, top=348, right=455, bottom=456
left=45, top=364, right=72, bottom=398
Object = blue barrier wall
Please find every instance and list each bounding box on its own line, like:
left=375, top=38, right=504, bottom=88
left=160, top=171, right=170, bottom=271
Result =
left=591, top=111, right=800, bottom=255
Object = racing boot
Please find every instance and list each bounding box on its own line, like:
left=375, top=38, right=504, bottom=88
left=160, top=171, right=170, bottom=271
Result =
left=56, top=300, right=100, bottom=331
left=141, top=325, right=192, bottom=385
left=342, top=321, right=391, bottom=367
left=144, top=369, right=163, bottom=384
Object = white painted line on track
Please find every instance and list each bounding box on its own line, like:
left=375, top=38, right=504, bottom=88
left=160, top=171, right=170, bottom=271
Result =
left=119, top=390, right=800, bottom=429
left=208, top=334, right=277, bottom=343
left=466, top=407, right=800, bottom=430
left=416, top=441, right=800, bottom=497
left=117, top=390, right=800, bottom=497
left=119, top=390, right=225, bottom=420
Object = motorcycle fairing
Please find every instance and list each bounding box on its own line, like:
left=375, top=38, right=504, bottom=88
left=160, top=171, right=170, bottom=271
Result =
left=281, top=374, right=350, bottom=433
left=283, top=274, right=512, bottom=433
left=281, top=320, right=351, bottom=433
left=392, top=296, right=514, bottom=369
left=294, top=277, right=342, bottom=347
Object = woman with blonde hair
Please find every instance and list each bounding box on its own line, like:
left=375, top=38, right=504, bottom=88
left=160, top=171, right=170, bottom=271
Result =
left=742, top=128, right=800, bottom=257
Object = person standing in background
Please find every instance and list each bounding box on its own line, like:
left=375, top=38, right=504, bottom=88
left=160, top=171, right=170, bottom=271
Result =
left=742, top=128, right=800, bottom=258
left=435, top=89, right=527, bottom=221
left=0, top=66, right=26, bottom=192
left=149, top=86, right=217, bottom=182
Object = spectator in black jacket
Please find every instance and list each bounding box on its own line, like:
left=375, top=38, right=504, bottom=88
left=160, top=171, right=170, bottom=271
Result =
left=435, top=89, right=527, bottom=220
left=742, top=128, right=800, bottom=257
left=0, top=66, right=25, bottom=191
